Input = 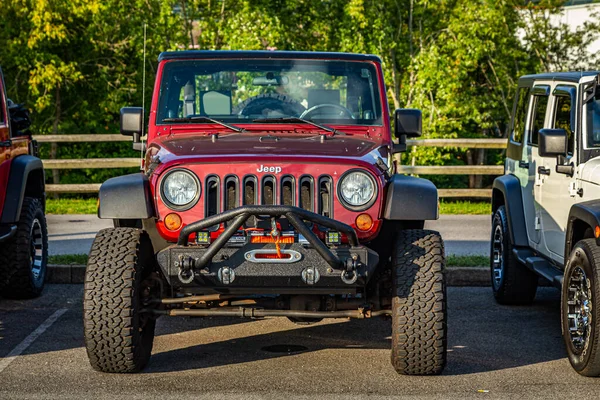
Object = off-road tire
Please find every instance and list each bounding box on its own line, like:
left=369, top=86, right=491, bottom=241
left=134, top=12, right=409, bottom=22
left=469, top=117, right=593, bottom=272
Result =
left=83, top=228, right=156, bottom=373
left=391, top=229, right=447, bottom=375
left=0, top=197, right=48, bottom=299
left=562, top=239, right=600, bottom=377
left=491, top=206, right=537, bottom=305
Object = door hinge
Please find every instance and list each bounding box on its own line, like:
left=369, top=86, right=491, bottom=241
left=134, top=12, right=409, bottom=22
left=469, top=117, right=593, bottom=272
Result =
left=535, top=216, right=541, bottom=231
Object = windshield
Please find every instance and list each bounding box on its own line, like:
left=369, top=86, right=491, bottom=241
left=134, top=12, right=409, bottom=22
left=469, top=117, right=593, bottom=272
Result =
left=156, top=59, right=383, bottom=126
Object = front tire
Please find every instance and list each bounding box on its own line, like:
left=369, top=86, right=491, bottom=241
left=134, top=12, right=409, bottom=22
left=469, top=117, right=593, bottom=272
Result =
left=83, top=228, right=156, bottom=373
left=391, top=229, right=447, bottom=375
left=562, top=239, right=600, bottom=377
left=490, top=205, right=537, bottom=305
left=0, top=197, right=48, bottom=299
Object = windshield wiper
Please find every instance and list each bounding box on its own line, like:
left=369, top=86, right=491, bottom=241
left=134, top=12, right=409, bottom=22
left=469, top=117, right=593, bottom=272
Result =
left=252, top=117, right=345, bottom=136
left=161, top=116, right=244, bottom=132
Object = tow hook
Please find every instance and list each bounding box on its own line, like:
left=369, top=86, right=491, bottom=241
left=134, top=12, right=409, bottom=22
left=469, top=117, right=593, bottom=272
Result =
left=341, top=254, right=360, bottom=284
left=176, top=255, right=195, bottom=284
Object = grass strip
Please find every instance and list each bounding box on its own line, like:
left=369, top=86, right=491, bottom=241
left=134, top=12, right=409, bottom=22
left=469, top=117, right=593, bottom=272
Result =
left=446, top=254, right=489, bottom=267
left=46, top=198, right=97, bottom=215
left=45, top=198, right=491, bottom=216
left=439, top=200, right=490, bottom=215
left=48, top=253, right=488, bottom=268
left=48, top=254, right=88, bottom=265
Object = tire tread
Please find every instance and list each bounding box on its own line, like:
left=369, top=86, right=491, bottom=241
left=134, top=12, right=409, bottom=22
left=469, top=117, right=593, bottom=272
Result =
left=391, top=229, right=447, bottom=375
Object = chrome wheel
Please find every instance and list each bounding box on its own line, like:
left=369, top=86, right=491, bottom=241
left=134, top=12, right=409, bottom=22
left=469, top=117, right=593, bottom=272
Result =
left=492, top=224, right=504, bottom=287
left=29, top=218, right=44, bottom=282
left=567, top=265, right=593, bottom=353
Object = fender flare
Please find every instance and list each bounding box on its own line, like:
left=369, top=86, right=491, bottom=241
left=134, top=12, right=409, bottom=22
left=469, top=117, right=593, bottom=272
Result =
left=98, top=173, right=155, bottom=219
left=491, top=174, right=528, bottom=247
left=565, top=201, right=600, bottom=257
left=1, top=155, right=45, bottom=224
left=383, top=174, right=438, bottom=221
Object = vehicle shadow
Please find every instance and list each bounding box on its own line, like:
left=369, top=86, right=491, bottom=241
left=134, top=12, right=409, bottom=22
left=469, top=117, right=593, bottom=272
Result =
left=145, top=287, right=566, bottom=375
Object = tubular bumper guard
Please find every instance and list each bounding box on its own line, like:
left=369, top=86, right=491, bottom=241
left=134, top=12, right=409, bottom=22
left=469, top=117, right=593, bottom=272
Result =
left=156, top=205, right=379, bottom=290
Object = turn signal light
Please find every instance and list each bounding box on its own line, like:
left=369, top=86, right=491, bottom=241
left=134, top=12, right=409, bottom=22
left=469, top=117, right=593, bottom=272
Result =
left=164, top=213, right=182, bottom=231
left=595, top=225, right=600, bottom=239
left=355, top=213, right=373, bottom=231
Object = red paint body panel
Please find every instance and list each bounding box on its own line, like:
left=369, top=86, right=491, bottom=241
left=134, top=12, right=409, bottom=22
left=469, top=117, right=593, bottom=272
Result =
left=144, top=54, right=393, bottom=245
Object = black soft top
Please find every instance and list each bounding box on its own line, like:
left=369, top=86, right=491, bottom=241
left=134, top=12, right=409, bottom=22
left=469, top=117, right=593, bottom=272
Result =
left=158, top=50, right=382, bottom=63
left=519, top=71, right=599, bottom=84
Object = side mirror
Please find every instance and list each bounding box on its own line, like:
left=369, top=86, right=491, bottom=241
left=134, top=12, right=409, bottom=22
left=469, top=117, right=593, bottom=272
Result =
left=392, top=109, right=422, bottom=154
left=538, top=128, right=567, bottom=158
left=394, top=109, right=422, bottom=138
left=539, top=128, right=574, bottom=176
left=120, top=107, right=145, bottom=151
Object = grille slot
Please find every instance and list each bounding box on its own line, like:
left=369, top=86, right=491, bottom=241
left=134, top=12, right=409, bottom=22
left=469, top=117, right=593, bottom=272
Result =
left=205, top=175, right=220, bottom=231
left=243, top=176, right=257, bottom=205
left=224, top=175, right=239, bottom=211
left=299, top=176, right=314, bottom=212
left=318, top=176, right=333, bottom=218
left=281, top=175, right=295, bottom=206
left=262, top=176, right=276, bottom=205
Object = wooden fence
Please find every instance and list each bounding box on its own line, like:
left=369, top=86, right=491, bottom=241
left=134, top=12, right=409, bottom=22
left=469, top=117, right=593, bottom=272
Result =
left=33, top=135, right=508, bottom=198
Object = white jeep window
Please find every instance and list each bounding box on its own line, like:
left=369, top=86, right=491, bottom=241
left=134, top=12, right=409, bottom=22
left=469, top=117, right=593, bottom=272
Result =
left=529, top=95, right=548, bottom=146
left=554, top=95, right=575, bottom=154
left=586, top=89, right=600, bottom=148
left=511, top=87, right=529, bottom=144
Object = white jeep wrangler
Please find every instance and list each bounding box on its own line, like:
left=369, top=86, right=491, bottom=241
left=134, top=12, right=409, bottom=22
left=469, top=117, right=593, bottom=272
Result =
left=492, top=71, right=600, bottom=377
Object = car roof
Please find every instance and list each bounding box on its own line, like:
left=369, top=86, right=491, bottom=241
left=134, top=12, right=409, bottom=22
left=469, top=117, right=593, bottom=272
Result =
left=519, top=71, right=599, bottom=84
left=158, top=50, right=382, bottom=63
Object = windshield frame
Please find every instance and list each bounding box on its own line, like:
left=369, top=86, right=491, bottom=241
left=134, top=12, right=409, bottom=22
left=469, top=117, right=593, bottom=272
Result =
left=153, top=58, right=385, bottom=129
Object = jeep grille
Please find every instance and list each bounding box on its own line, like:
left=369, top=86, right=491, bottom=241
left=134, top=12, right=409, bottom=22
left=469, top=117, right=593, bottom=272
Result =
left=203, top=174, right=333, bottom=225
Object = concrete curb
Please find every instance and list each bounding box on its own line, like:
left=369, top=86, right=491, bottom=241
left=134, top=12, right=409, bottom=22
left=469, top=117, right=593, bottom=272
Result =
left=47, top=264, right=492, bottom=286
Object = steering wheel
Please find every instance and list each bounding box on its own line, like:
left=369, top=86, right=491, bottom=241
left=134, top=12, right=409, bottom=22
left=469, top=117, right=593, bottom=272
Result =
left=233, top=93, right=305, bottom=117
left=300, top=104, right=355, bottom=120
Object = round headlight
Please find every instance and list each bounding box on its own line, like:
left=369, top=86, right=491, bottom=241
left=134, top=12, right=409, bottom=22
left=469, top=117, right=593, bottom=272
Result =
left=161, top=169, right=200, bottom=209
left=339, top=171, right=376, bottom=209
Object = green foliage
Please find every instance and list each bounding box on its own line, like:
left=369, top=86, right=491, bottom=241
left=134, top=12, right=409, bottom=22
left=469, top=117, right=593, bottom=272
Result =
left=2, top=0, right=599, bottom=190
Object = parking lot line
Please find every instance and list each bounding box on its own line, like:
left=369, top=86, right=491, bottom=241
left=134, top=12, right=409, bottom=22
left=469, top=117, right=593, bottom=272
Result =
left=0, top=308, right=68, bottom=373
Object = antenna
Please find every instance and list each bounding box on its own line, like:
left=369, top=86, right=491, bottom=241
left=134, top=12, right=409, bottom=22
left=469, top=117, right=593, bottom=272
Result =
left=141, top=23, right=147, bottom=160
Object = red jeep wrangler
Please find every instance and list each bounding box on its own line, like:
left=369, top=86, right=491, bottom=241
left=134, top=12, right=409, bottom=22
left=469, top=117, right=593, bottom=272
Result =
left=0, top=67, right=48, bottom=298
left=84, top=51, right=446, bottom=375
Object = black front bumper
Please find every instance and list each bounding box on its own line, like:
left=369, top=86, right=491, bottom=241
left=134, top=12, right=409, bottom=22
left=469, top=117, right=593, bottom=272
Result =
left=156, top=205, right=380, bottom=292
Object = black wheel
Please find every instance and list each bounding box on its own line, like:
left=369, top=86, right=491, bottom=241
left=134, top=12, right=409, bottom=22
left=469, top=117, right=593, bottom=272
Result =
left=0, top=197, right=48, bottom=299
left=562, top=239, right=600, bottom=377
left=83, top=228, right=157, bottom=373
left=391, top=229, right=446, bottom=375
left=490, top=205, right=537, bottom=305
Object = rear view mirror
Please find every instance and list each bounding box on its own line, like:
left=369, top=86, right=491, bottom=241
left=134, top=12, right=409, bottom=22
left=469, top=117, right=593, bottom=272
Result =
left=538, top=128, right=567, bottom=158
left=252, top=73, right=289, bottom=86
left=394, top=109, right=422, bottom=138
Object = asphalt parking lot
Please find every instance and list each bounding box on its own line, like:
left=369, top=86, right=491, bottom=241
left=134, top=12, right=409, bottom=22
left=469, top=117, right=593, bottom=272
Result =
left=1, top=285, right=599, bottom=399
